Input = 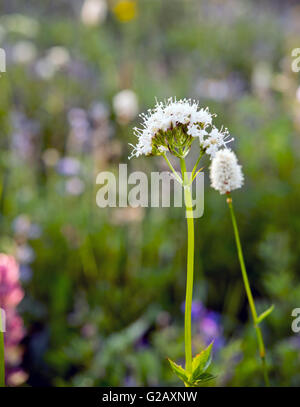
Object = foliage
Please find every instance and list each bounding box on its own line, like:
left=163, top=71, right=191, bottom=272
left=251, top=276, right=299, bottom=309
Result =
left=0, top=0, right=299, bottom=386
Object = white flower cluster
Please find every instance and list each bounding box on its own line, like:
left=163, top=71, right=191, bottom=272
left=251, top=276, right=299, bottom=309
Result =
left=210, top=149, right=244, bottom=194
left=130, top=98, right=232, bottom=159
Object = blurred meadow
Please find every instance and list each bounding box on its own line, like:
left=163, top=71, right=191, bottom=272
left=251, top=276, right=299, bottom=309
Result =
left=0, top=0, right=300, bottom=386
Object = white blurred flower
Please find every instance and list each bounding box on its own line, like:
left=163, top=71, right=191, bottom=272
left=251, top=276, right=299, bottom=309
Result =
left=195, top=77, right=244, bottom=101
left=113, top=89, right=139, bottom=124
left=210, top=149, right=244, bottom=195
left=296, top=86, right=300, bottom=102
left=252, top=62, right=272, bottom=93
left=35, top=57, right=56, bottom=80
left=42, top=148, right=60, bottom=167
left=3, top=14, right=39, bottom=37
left=7, top=369, right=29, bottom=387
left=65, top=177, right=85, bottom=195
left=35, top=46, right=70, bottom=79
left=46, top=46, right=70, bottom=68
left=81, top=0, right=108, bottom=26
left=12, top=41, right=37, bottom=64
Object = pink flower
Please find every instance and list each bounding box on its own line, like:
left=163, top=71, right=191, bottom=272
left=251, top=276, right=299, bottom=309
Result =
left=0, top=254, right=24, bottom=309
left=0, top=254, right=26, bottom=386
left=4, top=311, right=25, bottom=347
left=0, top=254, right=19, bottom=284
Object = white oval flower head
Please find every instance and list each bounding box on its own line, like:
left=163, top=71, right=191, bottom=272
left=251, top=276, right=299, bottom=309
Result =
left=130, top=98, right=232, bottom=159
left=113, top=89, right=139, bottom=124
left=12, top=41, right=37, bottom=64
left=81, top=0, right=107, bottom=26
left=210, top=149, right=244, bottom=194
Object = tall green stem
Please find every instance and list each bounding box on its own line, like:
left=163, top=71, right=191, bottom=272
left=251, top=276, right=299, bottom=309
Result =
left=0, top=309, right=5, bottom=387
left=180, top=157, right=194, bottom=375
left=227, top=195, right=270, bottom=386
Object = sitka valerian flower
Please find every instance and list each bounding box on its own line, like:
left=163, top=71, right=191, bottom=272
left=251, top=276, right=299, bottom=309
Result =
left=130, top=98, right=232, bottom=159
left=131, top=97, right=224, bottom=387
left=210, top=149, right=244, bottom=194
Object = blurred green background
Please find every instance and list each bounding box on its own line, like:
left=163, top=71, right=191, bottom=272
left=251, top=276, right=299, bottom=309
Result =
left=0, top=0, right=300, bottom=386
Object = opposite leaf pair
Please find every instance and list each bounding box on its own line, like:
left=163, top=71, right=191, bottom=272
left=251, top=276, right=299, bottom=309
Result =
left=168, top=341, right=215, bottom=387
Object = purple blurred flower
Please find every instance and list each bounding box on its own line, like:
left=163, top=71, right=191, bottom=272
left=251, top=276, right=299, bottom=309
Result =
left=56, top=157, right=81, bottom=176
left=16, top=244, right=35, bottom=265
left=12, top=215, right=42, bottom=240
left=28, top=224, right=42, bottom=239
left=181, top=301, right=224, bottom=352
left=181, top=300, right=204, bottom=321
left=199, top=311, right=224, bottom=351
left=124, top=375, right=137, bottom=387
left=89, top=102, right=109, bottom=125
left=12, top=215, right=31, bottom=237
left=135, top=333, right=149, bottom=350
left=11, top=112, right=40, bottom=161
left=68, top=108, right=88, bottom=128
left=68, top=108, right=90, bottom=146
left=5, top=310, right=25, bottom=347
left=19, top=265, right=33, bottom=283
left=200, top=311, right=220, bottom=337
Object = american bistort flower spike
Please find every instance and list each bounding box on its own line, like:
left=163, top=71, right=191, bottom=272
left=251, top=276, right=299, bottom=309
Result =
left=209, top=149, right=244, bottom=194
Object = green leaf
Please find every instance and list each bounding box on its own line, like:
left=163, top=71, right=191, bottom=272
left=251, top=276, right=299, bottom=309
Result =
left=196, top=372, right=216, bottom=382
left=192, top=372, right=216, bottom=386
left=168, top=359, right=188, bottom=383
left=257, top=305, right=274, bottom=324
left=191, top=341, right=214, bottom=382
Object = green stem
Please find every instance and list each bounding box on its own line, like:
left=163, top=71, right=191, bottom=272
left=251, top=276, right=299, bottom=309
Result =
left=190, top=151, right=204, bottom=183
left=227, top=195, right=270, bottom=386
left=0, top=309, right=5, bottom=387
left=180, top=158, right=194, bottom=375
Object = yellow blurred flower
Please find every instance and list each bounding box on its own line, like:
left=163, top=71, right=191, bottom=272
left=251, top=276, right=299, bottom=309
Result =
left=113, top=0, right=137, bottom=22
